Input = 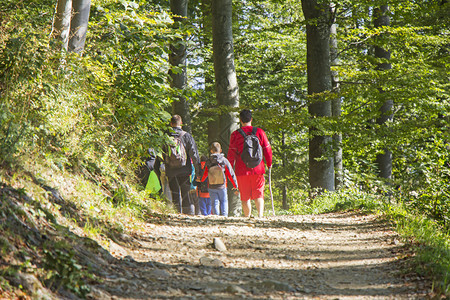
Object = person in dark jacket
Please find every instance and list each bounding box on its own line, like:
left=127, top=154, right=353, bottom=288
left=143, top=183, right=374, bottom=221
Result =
left=136, top=148, right=160, bottom=189
left=164, top=115, right=200, bottom=215
left=201, top=142, right=238, bottom=217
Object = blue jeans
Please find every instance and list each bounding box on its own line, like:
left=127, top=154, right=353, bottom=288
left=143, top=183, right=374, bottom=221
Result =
left=209, top=188, right=228, bottom=217
left=198, top=197, right=211, bottom=215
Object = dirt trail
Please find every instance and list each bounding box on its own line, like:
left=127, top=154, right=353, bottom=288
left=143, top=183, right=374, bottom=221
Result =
left=88, top=212, right=430, bottom=299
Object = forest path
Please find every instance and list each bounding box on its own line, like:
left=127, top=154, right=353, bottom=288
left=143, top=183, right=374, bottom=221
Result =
left=89, top=211, right=430, bottom=299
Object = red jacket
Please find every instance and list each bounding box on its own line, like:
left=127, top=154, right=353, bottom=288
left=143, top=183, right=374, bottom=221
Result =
left=227, top=126, right=272, bottom=176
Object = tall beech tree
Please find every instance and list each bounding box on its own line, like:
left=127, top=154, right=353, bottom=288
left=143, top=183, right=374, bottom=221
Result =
left=53, top=0, right=72, bottom=50
left=169, top=0, right=192, bottom=132
left=68, top=0, right=91, bottom=54
left=211, top=0, right=240, bottom=216
left=53, top=0, right=91, bottom=54
left=373, top=5, right=393, bottom=181
left=200, top=0, right=219, bottom=146
left=301, top=0, right=335, bottom=192
left=330, top=3, right=343, bottom=189
left=211, top=0, right=239, bottom=152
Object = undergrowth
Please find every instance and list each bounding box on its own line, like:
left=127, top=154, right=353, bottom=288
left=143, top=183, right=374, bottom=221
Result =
left=289, top=187, right=386, bottom=215
left=385, top=203, right=450, bottom=297
left=0, top=152, right=174, bottom=298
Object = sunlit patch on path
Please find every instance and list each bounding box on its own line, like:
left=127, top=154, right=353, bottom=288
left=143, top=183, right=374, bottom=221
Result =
left=92, top=212, right=430, bottom=299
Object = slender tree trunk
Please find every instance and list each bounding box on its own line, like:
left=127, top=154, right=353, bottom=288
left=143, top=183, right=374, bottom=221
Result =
left=68, top=0, right=91, bottom=54
left=169, top=0, right=191, bottom=132
left=282, top=131, right=288, bottom=210
left=330, top=4, right=343, bottom=189
left=53, top=0, right=72, bottom=51
left=282, top=185, right=288, bottom=210
left=374, top=5, right=393, bottom=180
left=301, top=0, right=335, bottom=192
left=211, top=0, right=240, bottom=216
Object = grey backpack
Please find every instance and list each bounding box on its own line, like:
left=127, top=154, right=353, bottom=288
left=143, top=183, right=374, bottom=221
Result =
left=238, top=127, right=263, bottom=168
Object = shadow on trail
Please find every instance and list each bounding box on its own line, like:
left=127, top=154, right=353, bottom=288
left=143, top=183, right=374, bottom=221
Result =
left=91, top=248, right=415, bottom=299
left=0, top=175, right=423, bottom=299
left=141, top=211, right=391, bottom=233
left=86, top=213, right=421, bottom=299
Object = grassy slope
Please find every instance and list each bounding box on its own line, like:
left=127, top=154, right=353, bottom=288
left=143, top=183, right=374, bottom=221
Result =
left=0, top=155, right=171, bottom=298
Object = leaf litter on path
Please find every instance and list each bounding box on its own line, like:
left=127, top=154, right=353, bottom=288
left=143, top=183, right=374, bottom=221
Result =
left=88, top=212, right=431, bottom=299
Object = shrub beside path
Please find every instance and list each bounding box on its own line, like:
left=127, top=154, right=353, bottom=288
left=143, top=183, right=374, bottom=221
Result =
left=88, top=211, right=431, bottom=299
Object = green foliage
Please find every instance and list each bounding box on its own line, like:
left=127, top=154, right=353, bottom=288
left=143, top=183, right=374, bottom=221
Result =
left=395, top=140, right=450, bottom=229
left=43, top=242, right=92, bottom=297
left=324, top=0, right=450, bottom=234
left=386, top=203, right=450, bottom=296
left=0, top=236, right=12, bottom=255
left=289, top=188, right=384, bottom=215
left=87, top=2, right=177, bottom=154
left=0, top=0, right=191, bottom=187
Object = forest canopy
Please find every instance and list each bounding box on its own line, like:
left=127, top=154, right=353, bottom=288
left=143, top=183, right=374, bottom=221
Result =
left=0, top=0, right=449, bottom=223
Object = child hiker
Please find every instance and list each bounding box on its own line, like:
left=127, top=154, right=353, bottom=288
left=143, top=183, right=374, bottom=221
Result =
left=201, top=142, right=238, bottom=217
left=196, top=155, right=211, bottom=215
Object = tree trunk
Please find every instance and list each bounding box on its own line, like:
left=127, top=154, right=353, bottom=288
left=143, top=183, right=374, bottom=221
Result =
left=169, top=0, right=191, bottom=132
left=301, top=0, right=335, bottom=192
left=207, top=119, right=219, bottom=146
left=374, top=5, right=393, bottom=180
left=68, top=0, right=91, bottom=54
left=200, top=0, right=218, bottom=146
left=53, top=0, right=72, bottom=51
left=211, top=0, right=240, bottom=216
left=330, top=4, right=343, bottom=189
left=282, top=185, right=288, bottom=210
left=211, top=0, right=239, bottom=154
left=282, top=131, right=288, bottom=210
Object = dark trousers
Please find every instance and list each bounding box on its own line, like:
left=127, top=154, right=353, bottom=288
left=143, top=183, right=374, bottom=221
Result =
left=168, top=174, right=194, bottom=215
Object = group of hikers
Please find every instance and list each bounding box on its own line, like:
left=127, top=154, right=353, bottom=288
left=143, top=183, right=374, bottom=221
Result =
left=141, top=109, right=272, bottom=218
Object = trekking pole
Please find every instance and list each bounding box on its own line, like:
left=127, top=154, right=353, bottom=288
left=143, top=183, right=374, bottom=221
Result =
left=268, top=167, right=275, bottom=216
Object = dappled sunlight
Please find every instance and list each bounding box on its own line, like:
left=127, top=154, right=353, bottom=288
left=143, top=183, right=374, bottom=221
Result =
left=0, top=170, right=431, bottom=299
left=97, top=212, right=429, bottom=299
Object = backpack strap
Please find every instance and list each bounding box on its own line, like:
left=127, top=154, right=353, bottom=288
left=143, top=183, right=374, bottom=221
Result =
left=238, top=127, right=258, bottom=137
left=175, top=130, right=187, bottom=146
left=169, top=129, right=186, bottom=139
left=178, top=130, right=186, bottom=138
left=237, top=128, right=246, bottom=138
